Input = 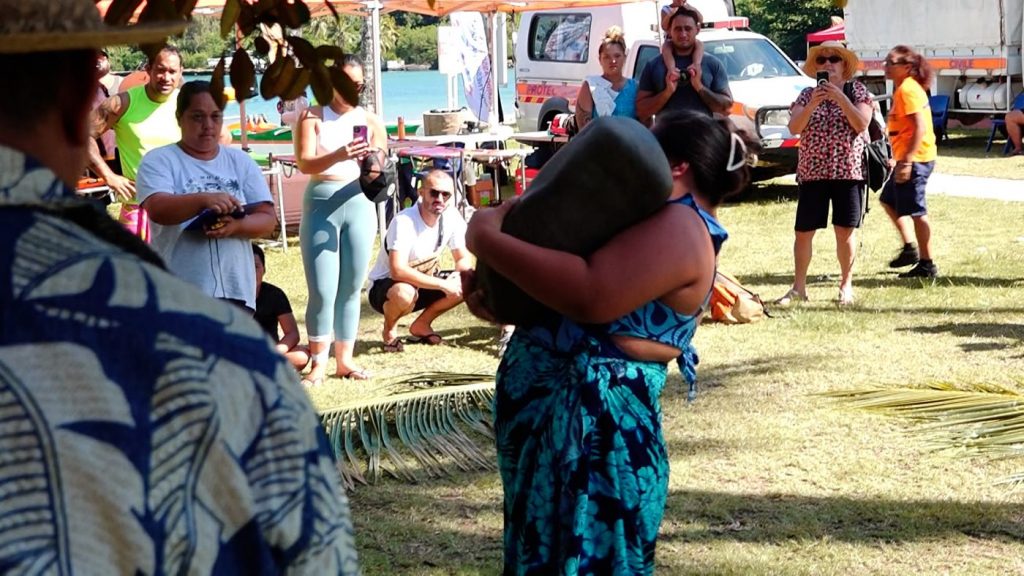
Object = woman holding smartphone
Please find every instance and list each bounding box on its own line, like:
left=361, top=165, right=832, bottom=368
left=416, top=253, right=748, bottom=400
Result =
left=295, top=55, right=387, bottom=385
left=776, top=41, right=873, bottom=307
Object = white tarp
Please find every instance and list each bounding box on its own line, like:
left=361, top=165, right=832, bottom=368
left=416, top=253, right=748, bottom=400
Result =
left=450, top=11, right=493, bottom=122
left=846, top=0, right=1022, bottom=54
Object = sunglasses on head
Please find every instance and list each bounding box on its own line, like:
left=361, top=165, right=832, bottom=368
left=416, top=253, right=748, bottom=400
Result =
left=816, top=55, right=843, bottom=65
left=429, top=188, right=453, bottom=200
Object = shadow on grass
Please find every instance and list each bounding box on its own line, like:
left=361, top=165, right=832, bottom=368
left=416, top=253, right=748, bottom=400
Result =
left=661, top=488, right=1024, bottom=544
left=698, top=354, right=826, bottom=391
left=352, top=302, right=502, bottom=356
left=733, top=180, right=799, bottom=205
left=937, top=128, right=1008, bottom=160
left=350, top=479, right=1024, bottom=574
left=442, top=324, right=506, bottom=354
left=852, top=274, right=1024, bottom=290
left=743, top=271, right=1024, bottom=290
left=902, top=322, right=1024, bottom=352
left=349, top=473, right=503, bottom=575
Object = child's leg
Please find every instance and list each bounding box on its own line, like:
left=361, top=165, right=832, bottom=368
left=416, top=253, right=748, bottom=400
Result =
left=661, top=39, right=675, bottom=70
left=692, top=38, right=704, bottom=68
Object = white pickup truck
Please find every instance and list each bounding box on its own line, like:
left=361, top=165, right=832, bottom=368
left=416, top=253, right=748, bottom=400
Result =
left=514, top=0, right=815, bottom=180
left=845, top=0, right=1023, bottom=120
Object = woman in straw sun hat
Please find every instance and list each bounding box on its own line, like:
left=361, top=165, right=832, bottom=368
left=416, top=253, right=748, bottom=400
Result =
left=0, top=1, right=360, bottom=573
left=776, top=40, right=874, bottom=307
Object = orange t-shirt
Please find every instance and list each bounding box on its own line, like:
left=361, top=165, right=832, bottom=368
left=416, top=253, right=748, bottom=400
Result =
left=887, top=77, right=936, bottom=162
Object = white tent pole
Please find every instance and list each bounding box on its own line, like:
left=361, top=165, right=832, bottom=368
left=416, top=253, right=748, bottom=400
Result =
left=369, top=1, right=384, bottom=118
left=454, top=73, right=460, bottom=109
left=488, top=11, right=500, bottom=128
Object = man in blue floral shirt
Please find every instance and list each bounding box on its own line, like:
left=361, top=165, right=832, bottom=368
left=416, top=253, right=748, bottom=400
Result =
left=0, top=1, right=359, bottom=573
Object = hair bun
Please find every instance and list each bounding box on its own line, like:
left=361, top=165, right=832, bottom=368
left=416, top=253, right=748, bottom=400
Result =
left=604, top=25, right=624, bottom=43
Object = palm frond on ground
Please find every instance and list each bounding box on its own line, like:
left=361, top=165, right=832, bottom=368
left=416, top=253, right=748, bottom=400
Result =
left=318, top=373, right=496, bottom=489
left=829, top=382, right=1024, bottom=486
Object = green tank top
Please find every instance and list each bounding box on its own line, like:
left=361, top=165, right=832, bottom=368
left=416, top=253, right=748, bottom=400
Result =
left=113, top=85, right=180, bottom=182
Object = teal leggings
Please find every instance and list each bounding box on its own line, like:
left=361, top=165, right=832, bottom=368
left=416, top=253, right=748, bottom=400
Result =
left=300, top=179, right=377, bottom=342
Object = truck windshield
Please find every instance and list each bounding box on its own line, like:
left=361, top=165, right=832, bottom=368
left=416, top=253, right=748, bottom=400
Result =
left=705, top=38, right=800, bottom=80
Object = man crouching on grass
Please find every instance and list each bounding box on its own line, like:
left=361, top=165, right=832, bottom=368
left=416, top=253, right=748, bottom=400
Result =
left=367, top=170, right=473, bottom=352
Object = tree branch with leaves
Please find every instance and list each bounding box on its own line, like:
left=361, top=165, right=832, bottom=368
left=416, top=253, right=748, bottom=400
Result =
left=101, top=0, right=440, bottom=105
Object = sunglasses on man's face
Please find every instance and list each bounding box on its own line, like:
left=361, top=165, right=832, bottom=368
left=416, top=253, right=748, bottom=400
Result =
left=429, top=188, right=453, bottom=200
left=816, top=55, right=843, bottom=65
left=355, top=82, right=366, bottom=93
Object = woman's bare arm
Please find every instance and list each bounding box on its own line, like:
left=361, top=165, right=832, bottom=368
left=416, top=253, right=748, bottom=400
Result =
left=467, top=203, right=714, bottom=323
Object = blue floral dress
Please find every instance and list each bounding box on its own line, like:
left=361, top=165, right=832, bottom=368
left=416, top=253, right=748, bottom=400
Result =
left=495, top=195, right=727, bottom=575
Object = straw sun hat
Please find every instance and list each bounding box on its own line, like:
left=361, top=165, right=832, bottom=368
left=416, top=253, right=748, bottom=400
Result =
left=803, top=40, right=859, bottom=81
left=0, top=0, right=185, bottom=55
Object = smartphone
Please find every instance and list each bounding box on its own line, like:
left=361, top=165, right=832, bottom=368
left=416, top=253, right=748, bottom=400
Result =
left=352, top=125, right=369, bottom=142
left=816, top=71, right=829, bottom=86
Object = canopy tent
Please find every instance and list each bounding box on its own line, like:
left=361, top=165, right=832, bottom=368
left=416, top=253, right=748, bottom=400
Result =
left=806, top=23, right=845, bottom=44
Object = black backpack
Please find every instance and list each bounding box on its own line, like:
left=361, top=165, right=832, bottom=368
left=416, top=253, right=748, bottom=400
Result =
left=359, top=148, right=398, bottom=203
left=845, top=81, right=893, bottom=191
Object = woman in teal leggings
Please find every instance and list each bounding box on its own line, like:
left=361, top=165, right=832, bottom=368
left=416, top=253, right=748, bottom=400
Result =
left=295, top=56, right=387, bottom=384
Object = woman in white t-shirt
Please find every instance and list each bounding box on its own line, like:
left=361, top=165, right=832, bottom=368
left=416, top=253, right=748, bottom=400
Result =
left=136, top=80, right=276, bottom=311
left=294, top=55, right=387, bottom=386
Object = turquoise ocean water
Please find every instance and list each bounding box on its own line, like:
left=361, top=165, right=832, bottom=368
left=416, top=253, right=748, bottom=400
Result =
left=192, top=69, right=518, bottom=125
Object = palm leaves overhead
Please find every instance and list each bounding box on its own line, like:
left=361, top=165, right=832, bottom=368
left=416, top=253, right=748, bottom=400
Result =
left=318, top=373, right=496, bottom=490
left=829, top=382, right=1024, bottom=486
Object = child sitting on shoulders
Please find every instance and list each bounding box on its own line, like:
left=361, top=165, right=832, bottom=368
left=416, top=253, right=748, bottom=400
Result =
left=661, top=0, right=705, bottom=76
left=253, top=243, right=311, bottom=372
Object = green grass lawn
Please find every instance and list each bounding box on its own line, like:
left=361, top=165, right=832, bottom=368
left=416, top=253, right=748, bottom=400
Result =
left=259, top=155, right=1024, bottom=575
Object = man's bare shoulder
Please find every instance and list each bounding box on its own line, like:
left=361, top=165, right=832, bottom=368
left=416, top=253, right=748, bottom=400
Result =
left=91, top=92, right=129, bottom=135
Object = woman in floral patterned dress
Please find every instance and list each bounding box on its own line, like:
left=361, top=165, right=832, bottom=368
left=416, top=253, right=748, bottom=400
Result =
left=465, top=112, right=754, bottom=575
left=777, top=41, right=874, bottom=307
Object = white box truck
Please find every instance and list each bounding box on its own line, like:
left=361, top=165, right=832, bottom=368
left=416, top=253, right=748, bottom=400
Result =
left=513, top=0, right=816, bottom=180
left=845, top=0, right=1023, bottom=119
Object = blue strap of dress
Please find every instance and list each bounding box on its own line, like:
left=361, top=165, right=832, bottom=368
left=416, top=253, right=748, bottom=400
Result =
left=667, top=194, right=728, bottom=402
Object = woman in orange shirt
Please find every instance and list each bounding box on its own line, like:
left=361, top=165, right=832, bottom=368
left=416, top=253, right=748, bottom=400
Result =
left=880, top=45, right=938, bottom=278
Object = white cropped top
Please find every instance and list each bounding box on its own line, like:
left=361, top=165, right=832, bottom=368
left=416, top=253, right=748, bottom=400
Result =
left=316, top=105, right=368, bottom=180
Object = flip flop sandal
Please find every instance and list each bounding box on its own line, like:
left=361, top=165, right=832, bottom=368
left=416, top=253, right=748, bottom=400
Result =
left=300, top=376, right=324, bottom=389
left=382, top=338, right=404, bottom=353
left=339, top=369, right=371, bottom=380
left=407, top=333, right=444, bottom=345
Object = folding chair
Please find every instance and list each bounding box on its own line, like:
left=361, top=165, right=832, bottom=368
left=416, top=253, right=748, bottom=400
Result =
left=986, top=92, right=1024, bottom=153
left=929, top=95, right=949, bottom=143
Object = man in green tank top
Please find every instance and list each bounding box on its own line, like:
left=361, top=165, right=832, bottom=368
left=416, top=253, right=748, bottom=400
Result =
left=88, top=45, right=183, bottom=241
